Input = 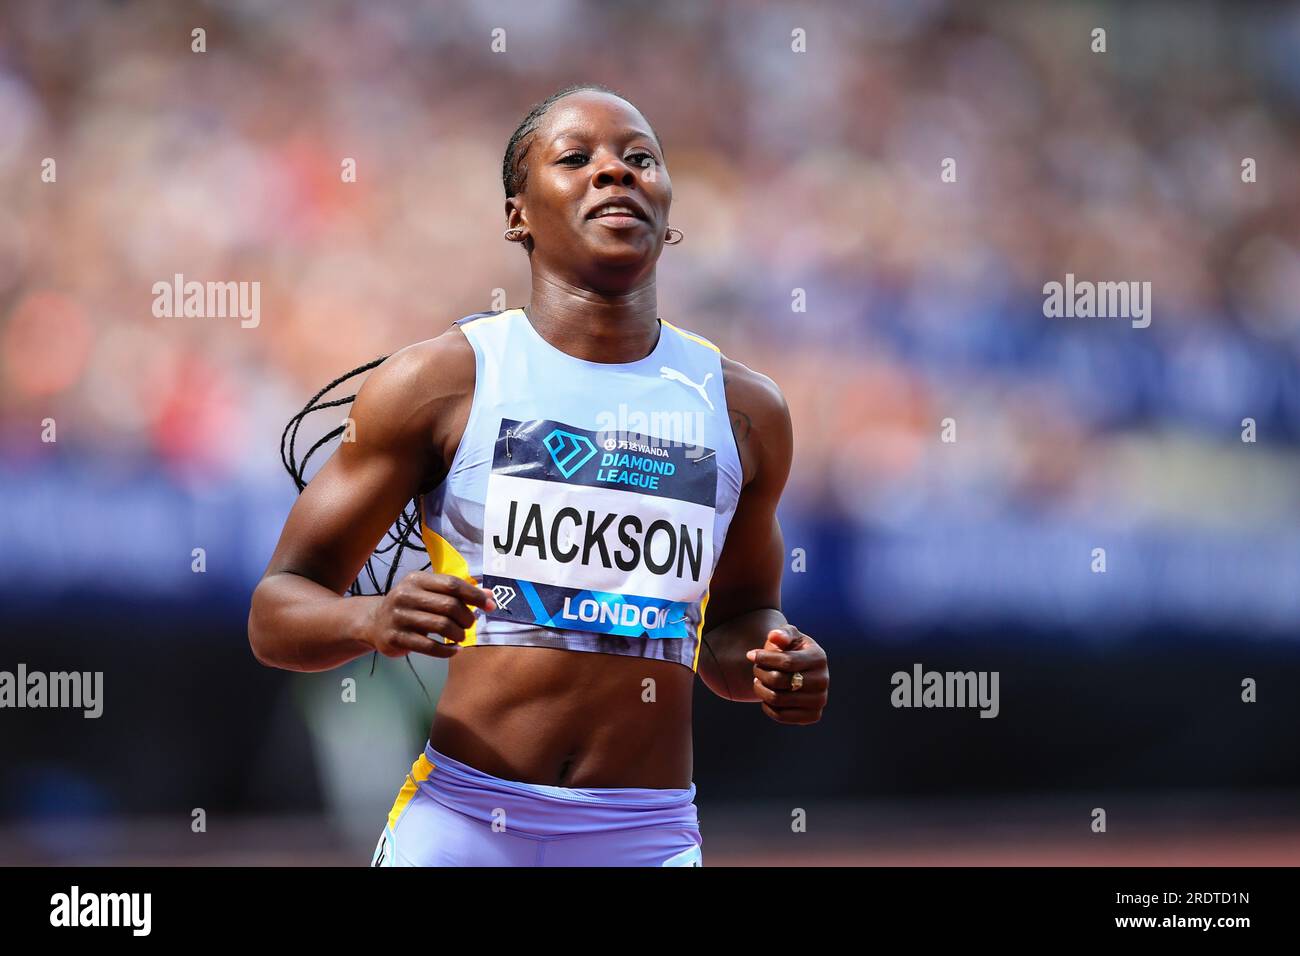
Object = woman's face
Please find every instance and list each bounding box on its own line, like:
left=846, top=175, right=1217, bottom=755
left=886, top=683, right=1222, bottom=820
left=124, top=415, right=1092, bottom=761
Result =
left=507, top=91, right=672, bottom=285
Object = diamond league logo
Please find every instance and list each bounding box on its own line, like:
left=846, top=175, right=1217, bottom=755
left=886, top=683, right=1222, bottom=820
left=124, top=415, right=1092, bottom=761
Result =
left=491, top=584, right=516, bottom=610
left=543, top=428, right=597, bottom=478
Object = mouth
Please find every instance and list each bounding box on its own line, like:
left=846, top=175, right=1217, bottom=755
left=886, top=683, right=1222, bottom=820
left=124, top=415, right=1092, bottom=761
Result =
left=585, top=195, right=650, bottom=225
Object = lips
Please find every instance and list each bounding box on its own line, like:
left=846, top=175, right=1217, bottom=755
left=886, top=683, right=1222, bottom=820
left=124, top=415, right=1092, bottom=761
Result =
left=585, top=195, right=649, bottom=221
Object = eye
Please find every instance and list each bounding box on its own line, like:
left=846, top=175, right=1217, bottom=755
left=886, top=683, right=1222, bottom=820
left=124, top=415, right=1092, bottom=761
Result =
left=628, top=152, right=658, bottom=168
left=557, top=151, right=588, bottom=166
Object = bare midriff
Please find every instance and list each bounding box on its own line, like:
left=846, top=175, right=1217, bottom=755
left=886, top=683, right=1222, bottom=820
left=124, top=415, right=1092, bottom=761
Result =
left=427, top=643, right=695, bottom=789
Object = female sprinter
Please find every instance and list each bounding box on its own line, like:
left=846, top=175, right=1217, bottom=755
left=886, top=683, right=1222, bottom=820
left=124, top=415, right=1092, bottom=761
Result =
left=248, top=84, right=829, bottom=867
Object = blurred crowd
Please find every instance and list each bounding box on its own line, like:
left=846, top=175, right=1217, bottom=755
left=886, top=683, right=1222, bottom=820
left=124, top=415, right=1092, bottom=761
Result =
left=6, top=2, right=1300, bottom=860
left=1, top=0, right=1299, bottom=609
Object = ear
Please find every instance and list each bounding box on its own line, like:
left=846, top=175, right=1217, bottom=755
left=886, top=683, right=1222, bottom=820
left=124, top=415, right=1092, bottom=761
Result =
left=504, top=197, right=526, bottom=229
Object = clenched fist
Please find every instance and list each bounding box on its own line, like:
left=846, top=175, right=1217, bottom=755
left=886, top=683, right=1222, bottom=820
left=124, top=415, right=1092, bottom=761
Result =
left=361, top=571, right=495, bottom=659
left=746, top=625, right=829, bottom=725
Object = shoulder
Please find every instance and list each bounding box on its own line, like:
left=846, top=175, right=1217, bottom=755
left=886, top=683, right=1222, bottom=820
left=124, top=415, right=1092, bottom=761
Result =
left=347, top=324, right=476, bottom=445
left=721, top=355, right=788, bottom=425
left=720, top=354, right=793, bottom=490
left=659, top=321, right=791, bottom=454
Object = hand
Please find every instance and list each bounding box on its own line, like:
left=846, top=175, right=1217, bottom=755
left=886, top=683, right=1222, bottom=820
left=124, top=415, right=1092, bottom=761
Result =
left=361, top=571, right=495, bottom=659
left=746, top=625, right=828, bottom=724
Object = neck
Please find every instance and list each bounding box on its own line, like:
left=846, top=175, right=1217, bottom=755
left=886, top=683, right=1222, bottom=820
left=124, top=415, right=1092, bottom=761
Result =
left=524, top=272, right=660, bottom=364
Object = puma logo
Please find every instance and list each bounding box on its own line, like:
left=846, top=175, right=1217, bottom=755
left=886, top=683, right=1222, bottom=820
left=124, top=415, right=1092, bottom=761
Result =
left=659, top=366, right=714, bottom=411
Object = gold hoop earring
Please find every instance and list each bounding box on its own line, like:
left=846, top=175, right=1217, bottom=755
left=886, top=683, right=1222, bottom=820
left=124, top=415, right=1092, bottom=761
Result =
left=664, top=226, right=684, bottom=245
left=504, top=227, right=527, bottom=242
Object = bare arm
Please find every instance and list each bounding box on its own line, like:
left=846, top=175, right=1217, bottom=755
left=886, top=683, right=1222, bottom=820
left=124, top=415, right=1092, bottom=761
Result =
left=247, top=329, right=491, bottom=672
left=696, top=358, right=828, bottom=723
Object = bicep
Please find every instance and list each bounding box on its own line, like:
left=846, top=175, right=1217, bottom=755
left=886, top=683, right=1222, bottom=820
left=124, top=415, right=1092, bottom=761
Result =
left=266, top=435, right=427, bottom=594
left=704, top=369, right=794, bottom=629
left=704, top=488, right=786, bottom=627
left=263, top=351, right=442, bottom=594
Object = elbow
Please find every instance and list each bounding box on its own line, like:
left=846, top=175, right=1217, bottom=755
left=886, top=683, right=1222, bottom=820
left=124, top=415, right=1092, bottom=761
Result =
left=246, top=581, right=278, bottom=668
left=246, top=612, right=268, bottom=668
left=698, top=658, right=757, bottom=703
left=247, top=629, right=270, bottom=668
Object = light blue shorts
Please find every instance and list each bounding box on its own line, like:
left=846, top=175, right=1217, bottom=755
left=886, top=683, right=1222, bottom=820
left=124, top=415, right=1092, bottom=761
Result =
left=371, top=742, right=703, bottom=867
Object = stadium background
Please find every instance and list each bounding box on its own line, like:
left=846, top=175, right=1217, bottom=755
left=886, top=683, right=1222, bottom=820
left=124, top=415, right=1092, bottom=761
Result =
left=2, top=0, right=1299, bottom=864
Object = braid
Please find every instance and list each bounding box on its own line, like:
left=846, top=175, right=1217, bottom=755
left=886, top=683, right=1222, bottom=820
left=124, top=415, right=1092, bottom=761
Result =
left=281, top=357, right=433, bottom=698
left=501, top=82, right=665, bottom=199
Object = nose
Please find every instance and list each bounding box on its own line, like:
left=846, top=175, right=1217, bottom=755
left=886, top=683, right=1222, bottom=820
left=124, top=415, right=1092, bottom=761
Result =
left=590, top=150, right=640, bottom=187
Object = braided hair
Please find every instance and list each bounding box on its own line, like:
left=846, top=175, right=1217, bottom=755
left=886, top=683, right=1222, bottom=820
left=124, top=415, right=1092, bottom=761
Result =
left=280, top=355, right=434, bottom=695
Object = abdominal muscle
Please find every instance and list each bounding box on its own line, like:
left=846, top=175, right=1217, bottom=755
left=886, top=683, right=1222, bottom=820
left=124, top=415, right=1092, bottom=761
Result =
left=426, top=643, right=696, bottom=790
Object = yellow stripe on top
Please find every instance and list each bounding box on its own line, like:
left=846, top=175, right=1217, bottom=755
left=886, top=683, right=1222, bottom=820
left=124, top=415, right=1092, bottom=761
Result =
left=386, top=752, right=436, bottom=831
left=419, top=520, right=479, bottom=646
left=660, top=319, right=721, bottom=354
left=692, top=590, right=710, bottom=672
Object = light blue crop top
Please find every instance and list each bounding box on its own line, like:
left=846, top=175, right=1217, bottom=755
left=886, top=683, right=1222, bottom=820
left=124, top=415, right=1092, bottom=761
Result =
left=417, top=307, right=743, bottom=670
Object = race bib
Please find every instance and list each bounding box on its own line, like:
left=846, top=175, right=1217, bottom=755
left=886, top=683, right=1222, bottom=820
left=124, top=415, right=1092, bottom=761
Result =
left=481, top=418, right=717, bottom=639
